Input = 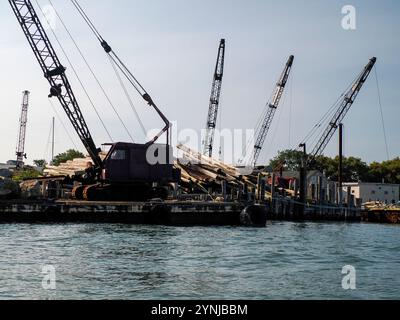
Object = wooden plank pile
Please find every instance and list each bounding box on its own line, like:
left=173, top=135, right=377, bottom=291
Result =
left=44, top=154, right=107, bottom=177
left=42, top=145, right=280, bottom=200
left=176, top=144, right=262, bottom=197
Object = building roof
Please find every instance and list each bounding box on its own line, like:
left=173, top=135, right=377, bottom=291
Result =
left=0, top=163, right=14, bottom=170
left=343, top=182, right=400, bottom=187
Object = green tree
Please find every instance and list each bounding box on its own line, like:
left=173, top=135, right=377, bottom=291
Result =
left=52, top=149, right=85, bottom=166
left=313, top=156, right=369, bottom=182
left=369, top=158, right=400, bottom=184
left=12, top=166, right=41, bottom=182
left=268, top=149, right=304, bottom=171
left=268, top=150, right=372, bottom=183
left=33, top=159, right=47, bottom=168
left=311, top=155, right=336, bottom=177
left=343, top=156, right=370, bottom=182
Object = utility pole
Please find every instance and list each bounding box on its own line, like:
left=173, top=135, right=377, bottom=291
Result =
left=298, top=143, right=307, bottom=218
left=51, top=116, right=55, bottom=163
left=16, top=90, right=30, bottom=170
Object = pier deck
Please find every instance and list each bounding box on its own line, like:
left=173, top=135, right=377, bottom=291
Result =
left=0, top=198, right=365, bottom=226
left=0, top=200, right=245, bottom=225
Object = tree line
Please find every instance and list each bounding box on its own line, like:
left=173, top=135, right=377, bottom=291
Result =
left=33, top=149, right=85, bottom=168
left=30, top=148, right=400, bottom=185
left=268, top=149, right=400, bottom=184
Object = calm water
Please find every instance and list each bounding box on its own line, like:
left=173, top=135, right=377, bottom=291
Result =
left=0, top=222, right=399, bottom=300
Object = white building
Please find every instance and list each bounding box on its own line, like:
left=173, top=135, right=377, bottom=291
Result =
left=343, top=182, right=400, bottom=205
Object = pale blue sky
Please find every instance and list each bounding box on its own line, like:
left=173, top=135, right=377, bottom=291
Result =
left=0, top=0, right=399, bottom=165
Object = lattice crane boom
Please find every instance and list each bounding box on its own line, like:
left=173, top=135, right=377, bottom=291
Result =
left=203, top=39, right=226, bottom=157
left=15, top=90, right=30, bottom=169
left=252, top=55, right=294, bottom=167
left=309, top=57, right=377, bottom=159
left=8, top=0, right=103, bottom=169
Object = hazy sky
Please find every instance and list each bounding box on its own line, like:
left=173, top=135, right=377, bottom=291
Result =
left=0, top=0, right=399, bottom=165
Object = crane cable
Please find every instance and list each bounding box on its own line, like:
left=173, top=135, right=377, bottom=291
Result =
left=42, top=121, right=53, bottom=161
left=240, top=71, right=288, bottom=166
left=374, top=65, right=395, bottom=203
left=264, top=79, right=290, bottom=165
left=35, top=0, right=114, bottom=142
left=108, top=55, right=147, bottom=136
left=239, top=94, right=270, bottom=165
left=288, top=69, right=294, bottom=149
left=70, top=0, right=149, bottom=136
left=217, top=81, right=224, bottom=161
left=302, top=77, right=357, bottom=146
left=300, top=71, right=360, bottom=149
left=69, top=0, right=103, bottom=43
left=48, top=99, right=79, bottom=150
left=301, top=92, right=345, bottom=146
left=374, top=65, right=390, bottom=161
left=44, top=0, right=138, bottom=143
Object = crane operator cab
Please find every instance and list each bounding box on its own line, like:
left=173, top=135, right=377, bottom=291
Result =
left=72, top=142, right=181, bottom=201
left=101, top=142, right=180, bottom=184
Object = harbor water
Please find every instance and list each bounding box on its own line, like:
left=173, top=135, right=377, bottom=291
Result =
left=0, top=222, right=399, bottom=300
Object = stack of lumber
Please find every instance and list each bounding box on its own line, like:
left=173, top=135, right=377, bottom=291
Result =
left=42, top=145, right=288, bottom=200
left=176, top=144, right=259, bottom=193
left=44, top=154, right=107, bottom=177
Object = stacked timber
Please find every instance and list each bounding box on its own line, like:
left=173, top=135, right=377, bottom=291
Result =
left=362, top=201, right=400, bottom=224
left=44, top=154, right=107, bottom=177
left=42, top=145, right=284, bottom=201
left=176, top=144, right=270, bottom=199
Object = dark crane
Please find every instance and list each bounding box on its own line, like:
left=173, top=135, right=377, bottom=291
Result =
left=8, top=0, right=180, bottom=201
left=252, top=55, right=294, bottom=167
left=203, top=39, right=226, bottom=158
left=306, top=57, right=377, bottom=160
left=8, top=0, right=103, bottom=169
left=297, top=57, right=377, bottom=210
left=15, top=90, right=30, bottom=169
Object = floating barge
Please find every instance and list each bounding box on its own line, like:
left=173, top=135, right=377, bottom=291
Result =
left=0, top=200, right=246, bottom=225
left=361, top=207, right=400, bottom=224
left=0, top=197, right=361, bottom=226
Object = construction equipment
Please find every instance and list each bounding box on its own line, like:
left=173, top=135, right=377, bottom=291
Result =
left=9, top=0, right=180, bottom=201
left=305, top=57, right=377, bottom=160
left=15, top=90, right=30, bottom=169
left=296, top=57, right=377, bottom=209
left=251, top=55, right=294, bottom=167
left=203, top=39, right=226, bottom=158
